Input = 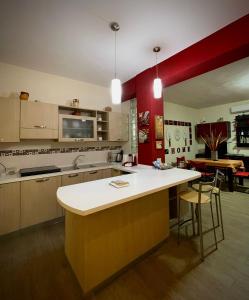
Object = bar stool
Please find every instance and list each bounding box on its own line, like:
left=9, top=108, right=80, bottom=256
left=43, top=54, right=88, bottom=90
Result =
left=178, top=179, right=218, bottom=261
left=192, top=169, right=225, bottom=240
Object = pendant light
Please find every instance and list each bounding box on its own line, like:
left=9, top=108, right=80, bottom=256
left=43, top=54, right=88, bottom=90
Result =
left=110, top=22, right=122, bottom=105
left=153, top=46, right=162, bottom=99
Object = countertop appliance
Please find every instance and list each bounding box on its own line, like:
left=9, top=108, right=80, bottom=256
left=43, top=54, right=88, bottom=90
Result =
left=20, top=165, right=61, bottom=177
left=116, top=150, right=123, bottom=162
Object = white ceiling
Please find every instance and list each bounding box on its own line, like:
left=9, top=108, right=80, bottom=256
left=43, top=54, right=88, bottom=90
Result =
left=165, top=56, right=249, bottom=108
left=0, top=0, right=249, bottom=87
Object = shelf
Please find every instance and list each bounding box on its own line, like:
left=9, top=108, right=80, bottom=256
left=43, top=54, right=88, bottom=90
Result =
left=97, top=120, right=108, bottom=123
left=97, top=130, right=108, bottom=132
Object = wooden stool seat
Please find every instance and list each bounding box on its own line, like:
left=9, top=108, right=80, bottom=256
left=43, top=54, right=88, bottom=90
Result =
left=179, top=190, right=211, bottom=204
left=192, top=184, right=219, bottom=194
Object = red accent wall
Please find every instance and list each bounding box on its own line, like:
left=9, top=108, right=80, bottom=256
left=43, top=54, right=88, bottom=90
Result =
left=136, top=69, right=164, bottom=165
left=122, top=14, right=249, bottom=165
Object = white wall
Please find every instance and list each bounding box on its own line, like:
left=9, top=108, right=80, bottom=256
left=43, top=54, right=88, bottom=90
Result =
left=164, top=101, right=199, bottom=163
left=199, top=99, right=249, bottom=155
left=0, top=62, right=120, bottom=112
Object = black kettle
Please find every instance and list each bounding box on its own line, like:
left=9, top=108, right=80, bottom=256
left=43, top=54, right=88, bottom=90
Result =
left=116, top=150, right=123, bottom=162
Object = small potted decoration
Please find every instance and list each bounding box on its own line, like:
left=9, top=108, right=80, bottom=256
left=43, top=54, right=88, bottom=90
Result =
left=201, top=131, right=227, bottom=160
left=19, top=91, right=29, bottom=101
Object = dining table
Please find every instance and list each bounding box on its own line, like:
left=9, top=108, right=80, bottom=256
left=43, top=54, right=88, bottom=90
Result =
left=190, top=158, right=244, bottom=192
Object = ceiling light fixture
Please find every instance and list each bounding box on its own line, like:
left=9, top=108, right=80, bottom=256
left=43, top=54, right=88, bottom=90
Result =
left=153, top=46, right=162, bottom=99
left=110, top=22, right=121, bottom=105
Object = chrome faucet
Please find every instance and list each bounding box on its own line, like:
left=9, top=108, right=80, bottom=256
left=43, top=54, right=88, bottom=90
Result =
left=0, top=162, right=6, bottom=174
left=73, top=155, right=85, bottom=169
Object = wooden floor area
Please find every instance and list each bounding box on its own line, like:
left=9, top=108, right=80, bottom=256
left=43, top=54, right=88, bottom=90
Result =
left=1, top=189, right=249, bottom=300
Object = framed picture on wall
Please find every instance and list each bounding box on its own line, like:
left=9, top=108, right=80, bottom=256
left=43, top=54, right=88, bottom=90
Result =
left=138, top=111, right=150, bottom=126
left=139, top=128, right=149, bottom=143
left=156, top=140, right=163, bottom=149
left=155, top=115, right=164, bottom=139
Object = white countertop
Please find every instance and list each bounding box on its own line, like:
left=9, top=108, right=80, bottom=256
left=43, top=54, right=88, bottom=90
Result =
left=0, top=162, right=122, bottom=185
left=57, top=164, right=201, bottom=216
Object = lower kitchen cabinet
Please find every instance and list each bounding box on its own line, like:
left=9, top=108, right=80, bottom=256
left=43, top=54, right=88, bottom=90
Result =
left=111, top=169, right=122, bottom=177
left=84, top=170, right=103, bottom=182
left=0, top=182, right=20, bottom=235
left=62, top=173, right=83, bottom=186
left=101, top=168, right=112, bottom=179
left=21, top=176, right=62, bottom=228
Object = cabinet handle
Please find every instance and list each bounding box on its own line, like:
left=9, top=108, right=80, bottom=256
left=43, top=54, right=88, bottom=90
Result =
left=33, top=125, right=47, bottom=129
left=36, top=178, right=50, bottom=182
left=68, top=174, right=79, bottom=178
left=89, top=171, right=97, bottom=174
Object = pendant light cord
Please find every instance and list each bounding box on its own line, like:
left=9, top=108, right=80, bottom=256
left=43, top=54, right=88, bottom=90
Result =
left=114, top=30, right=117, bottom=79
left=155, top=52, right=159, bottom=79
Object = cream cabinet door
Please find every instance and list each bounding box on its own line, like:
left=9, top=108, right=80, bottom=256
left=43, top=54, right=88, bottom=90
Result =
left=0, top=182, right=20, bottom=235
left=83, top=170, right=103, bottom=182
left=61, top=173, right=84, bottom=186
left=21, top=176, right=61, bottom=228
left=0, top=98, right=20, bottom=142
left=20, top=101, right=58, bottom=139
left=109, top=112, right=129, bottom=141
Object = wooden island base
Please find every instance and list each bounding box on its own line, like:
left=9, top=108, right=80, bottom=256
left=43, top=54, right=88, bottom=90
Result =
left=65, top=189, right=169, bottom=294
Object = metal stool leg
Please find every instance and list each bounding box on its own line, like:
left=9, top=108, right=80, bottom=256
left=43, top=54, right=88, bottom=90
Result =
left=197, top=204, right=204, bottom=261
left=218, top=194, right=225, bottom=240
left=191, top=203, right=195, bottom=236
left=177, top=196, right=181, bottom=245
left=215, top=194, right=220, bottom=226
left=210, top=201, right=218, bottom=250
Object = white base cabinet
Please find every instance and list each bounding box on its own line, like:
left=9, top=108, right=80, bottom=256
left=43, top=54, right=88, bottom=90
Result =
left=0, top=182, right=20, bottom=235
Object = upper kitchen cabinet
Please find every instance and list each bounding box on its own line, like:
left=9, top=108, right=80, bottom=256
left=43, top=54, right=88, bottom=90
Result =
left=20, top=101, right=58, bottom=139
left=58, top=106, right=97, bottom=142
left=109, top=112, right=129, bottom=141
left=59, top=114, right=97, bottom=142
left=0, top=98, right=20, bottom=142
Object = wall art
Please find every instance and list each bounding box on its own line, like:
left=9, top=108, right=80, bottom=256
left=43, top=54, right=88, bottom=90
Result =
left=138, top=111, right=150, bottom=126
left=155, top=115, right=164, bottom=139
left=139, top=128, right=149, bottom=143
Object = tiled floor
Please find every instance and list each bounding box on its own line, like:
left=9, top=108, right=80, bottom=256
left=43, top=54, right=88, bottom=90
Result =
left=0, top=187, right=249, bottom=300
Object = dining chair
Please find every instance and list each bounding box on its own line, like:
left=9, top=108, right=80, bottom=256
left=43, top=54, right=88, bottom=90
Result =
left=176, top=156, right=186, bottom=168
left=189, top=161, right=215, bottom=181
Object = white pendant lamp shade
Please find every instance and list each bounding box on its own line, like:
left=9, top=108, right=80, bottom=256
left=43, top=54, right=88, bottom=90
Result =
left=111, top=78, right=122, bottom=104
left=153, top=78, right=162, bottom=99
left=153, top=46, right=162, bottom=99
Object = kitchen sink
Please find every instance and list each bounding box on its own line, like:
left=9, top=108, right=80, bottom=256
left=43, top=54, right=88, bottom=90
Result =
left=61, top=164, right=97, bottom=171
left=76, top=164, right=97, bottom=169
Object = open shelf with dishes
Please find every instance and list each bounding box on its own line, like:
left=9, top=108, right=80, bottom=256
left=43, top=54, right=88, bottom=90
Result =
left=96, top=111, right=109, bottom=141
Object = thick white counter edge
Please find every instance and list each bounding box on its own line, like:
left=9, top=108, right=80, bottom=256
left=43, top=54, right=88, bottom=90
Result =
left=57, top=165, right=201, bottom=216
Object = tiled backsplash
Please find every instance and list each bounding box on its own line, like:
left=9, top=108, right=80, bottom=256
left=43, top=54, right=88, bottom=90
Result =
left=0, top=145, right=121, bottom=157
left=0, top=142, right=123, bottom=170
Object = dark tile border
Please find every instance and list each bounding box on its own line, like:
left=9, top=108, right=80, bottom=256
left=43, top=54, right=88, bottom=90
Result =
left=0, top=145, right=122, bottom=157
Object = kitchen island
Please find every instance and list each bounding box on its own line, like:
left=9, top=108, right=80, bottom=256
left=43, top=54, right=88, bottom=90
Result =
left=57, top=165, right=200, bottom=294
